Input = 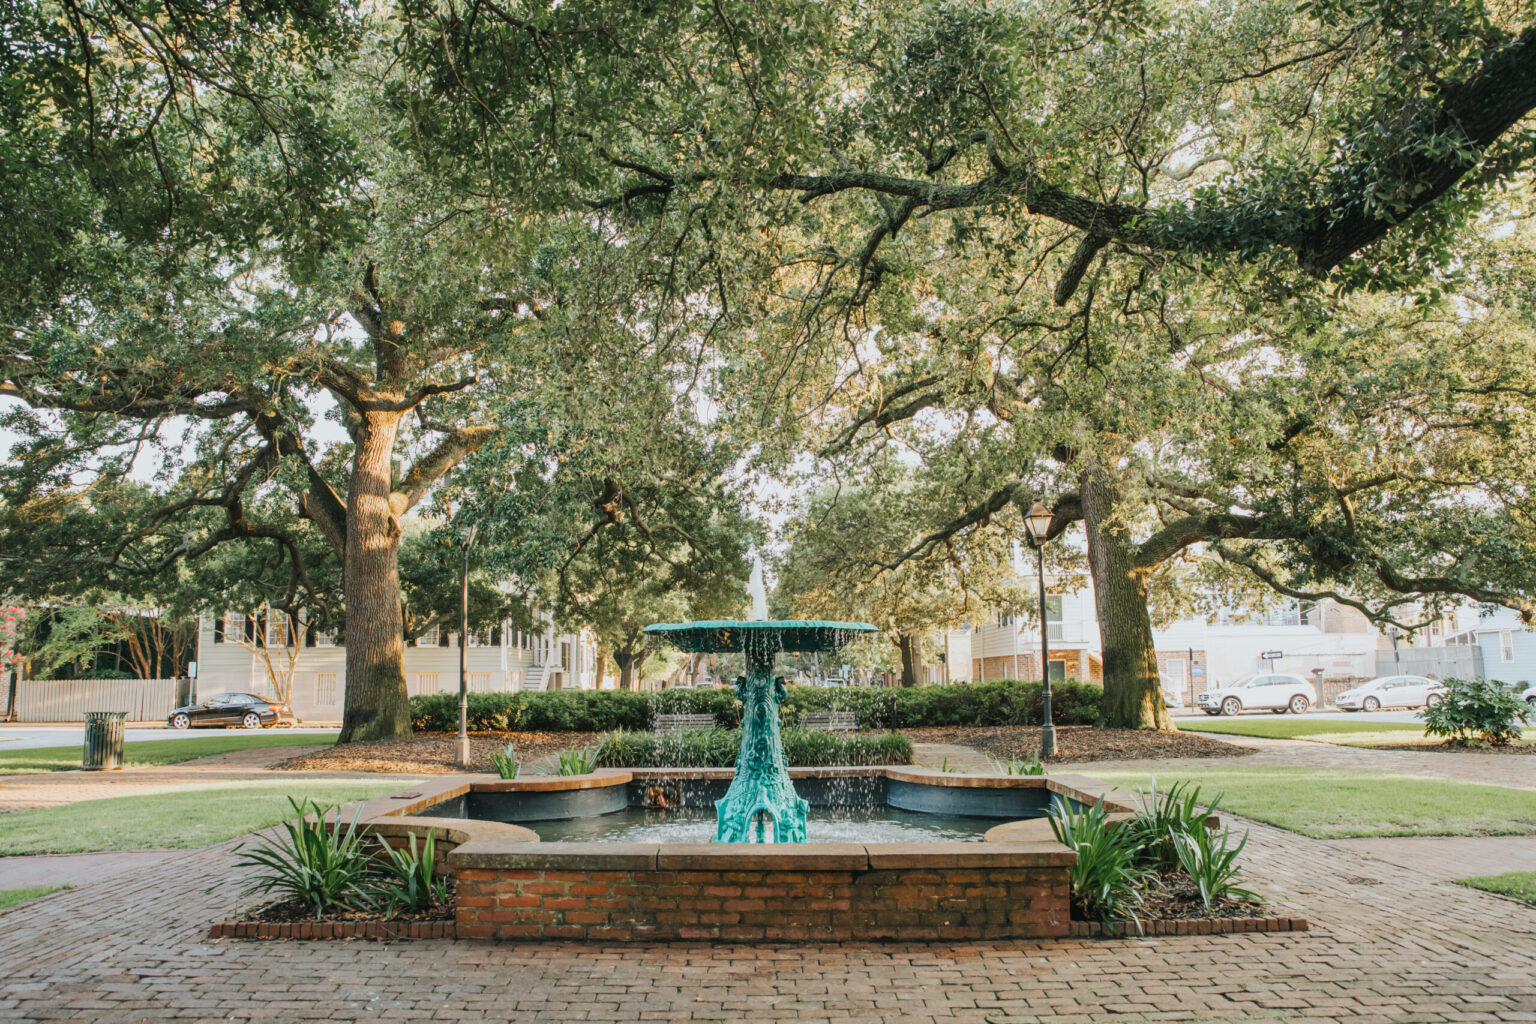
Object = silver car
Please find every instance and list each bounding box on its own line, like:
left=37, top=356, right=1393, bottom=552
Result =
left=1335, top=675, right=1445, bottom=712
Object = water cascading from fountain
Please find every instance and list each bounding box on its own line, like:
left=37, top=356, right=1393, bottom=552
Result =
left=642, top=620, right=877, bottom=844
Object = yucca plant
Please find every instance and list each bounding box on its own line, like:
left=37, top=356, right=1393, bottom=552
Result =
left=1047, top=797, right=1145, bottom=930
left=994, top=754, right=1045, bottom=776
left=1125, top=779, right=1221, bottom=871
left=490, top=742, right=519, bottom=779
left=373, top=830, right=448, bottom=918
left=232, top=798, right=376, bottom=920
left=558, top=744, right=599, bottom=776
left=1172, top=824, right=1258, bottom=911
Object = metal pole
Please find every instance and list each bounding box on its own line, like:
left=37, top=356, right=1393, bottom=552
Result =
left=457, top=528, right=475, bottom=769
left=1038, top=542, right=1056, bottom=758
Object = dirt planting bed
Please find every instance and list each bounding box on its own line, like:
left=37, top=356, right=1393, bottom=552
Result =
left=905, top=725, right=1253, bottom=763
left=271, top=731, right=601, bottom=775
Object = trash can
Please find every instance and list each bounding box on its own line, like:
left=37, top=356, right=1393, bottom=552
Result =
left=83, top=710, right=128, bottom=770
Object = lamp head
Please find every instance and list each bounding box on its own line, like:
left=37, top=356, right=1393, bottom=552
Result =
left=1023, top=500, right=1053, bottom=546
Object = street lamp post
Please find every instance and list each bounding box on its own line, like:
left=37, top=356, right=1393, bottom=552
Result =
left=457, top=524, right=478, bottom=769
left=1022, top=500, right=1056, bottom=759
left=1388, top=625, right=1402, bottom=669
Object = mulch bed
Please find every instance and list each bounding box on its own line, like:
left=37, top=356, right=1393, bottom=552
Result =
left=272, top=731, right=601, bottom=775
left=1361, top=740, right=1536, bottom=755
left=904, top=725, right=1253, bottom=763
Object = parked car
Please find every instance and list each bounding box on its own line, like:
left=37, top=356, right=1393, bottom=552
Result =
left=1335, top=675, right=1446, bottom=712
left=815, top=677, right=850, bottom=688
left=1197, top=673, right=1317, bottom=716
left=167, top=692, right=289, bottom=730
left=1519, top=682, right=1536, bottom=709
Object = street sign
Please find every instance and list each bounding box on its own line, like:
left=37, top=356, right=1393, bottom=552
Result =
left=1260, top=650, right=1284, bottom=660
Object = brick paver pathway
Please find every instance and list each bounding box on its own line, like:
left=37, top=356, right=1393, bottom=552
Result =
left=2, top=815, right=1533, bottom=1022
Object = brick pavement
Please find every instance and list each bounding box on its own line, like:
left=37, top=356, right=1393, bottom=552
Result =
left=1, top=815, right=1533, bottom=1022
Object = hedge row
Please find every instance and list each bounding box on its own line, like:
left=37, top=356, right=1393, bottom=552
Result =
left=594, top=728, right=914, bottom=768
left=409, top=678, right=1102, bottom=734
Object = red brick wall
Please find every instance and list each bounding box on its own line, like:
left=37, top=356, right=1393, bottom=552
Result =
left=455, top=866, right=1069, bottom=942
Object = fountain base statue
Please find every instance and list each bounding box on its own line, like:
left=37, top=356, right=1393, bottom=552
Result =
left=714, top=655, right=808, bottom=843
left=642, top=619, right=878, bottom=844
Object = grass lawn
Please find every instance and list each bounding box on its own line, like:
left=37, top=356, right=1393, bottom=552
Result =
left=1092, top=766, right=1536, bottom=839
left=1458, top=871, right=1536, bottom=906
left=1176, top=717, right=1429, bottom=740
left=0, top=733, right=338, bottom=775
left=0, top=885, right=70, bottom=910
left=0, top=780, right=408, bottom=856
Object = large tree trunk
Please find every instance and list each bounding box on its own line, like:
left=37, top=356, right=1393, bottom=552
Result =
left=615, top=644, right=647, bottom=690
left=1081, top=464, right=1172, bottom=731
left=897, top=633, right=922, bottom=687
left=339, top=411, right=411, bottom=742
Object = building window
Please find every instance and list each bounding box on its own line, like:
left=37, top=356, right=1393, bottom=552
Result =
left=213, top=616, right=226, bottom=644
left=1501, top=630, right=1515, bottom=663
left=414, top=624, right=440, bottom=648
left=1045, top=596, right=1063, bottom=641
left=1048, top=659, right=1067, bottom=682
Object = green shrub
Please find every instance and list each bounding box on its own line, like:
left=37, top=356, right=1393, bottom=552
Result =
left=781, top=679, right=1102, bottom=728
left=490, top=742, right=518, bottom=780
left=557, top=745, right=600, bottom=776
left=1172, top=824, right=1257, bottom=911
left=409, top=688, right=743, bottom=733
left=231, top=798, right=376, bottom=921
left=373, top=830, right=448, bottom=917
left=1047, top=797, right=1145, bottom=928
left=594, top=727, right=914, bottom=768
left=1423, top=677, right=1532, bottom=746
left=1123, top=779, right=1221, bottom=872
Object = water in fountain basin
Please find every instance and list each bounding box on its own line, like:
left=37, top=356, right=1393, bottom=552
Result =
left=529, top=806, right=994, bottom=844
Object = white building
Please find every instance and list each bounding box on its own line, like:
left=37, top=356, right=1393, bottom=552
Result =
left=193, top=612, right=600, bottom=722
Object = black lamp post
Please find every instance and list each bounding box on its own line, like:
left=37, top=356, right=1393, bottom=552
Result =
left=457, top=524, right=478, bottom=769
left=1388, top=624, right=1402, bottom=669
left=1022, top=500, right=1056, bottom=758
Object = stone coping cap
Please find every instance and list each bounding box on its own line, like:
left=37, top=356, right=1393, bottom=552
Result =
left=366, top=814, right=540, bottom=846
left=655, top=843, right=870, bottom=871
left=471, top=769, right=632, bottom=793
left=865, top=841, right=1077, bottom=869
left=451, top=842, right=659, bottom=870
left=885, top=767, right=1051, bottom=789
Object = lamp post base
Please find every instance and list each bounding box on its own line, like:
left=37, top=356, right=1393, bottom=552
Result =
left=1040, top=722, right=1056, bottom=759
left=456, top=735, right=472, bottom=770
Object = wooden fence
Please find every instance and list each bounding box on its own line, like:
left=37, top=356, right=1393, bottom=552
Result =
left=11, top=678, right=189, bottom=722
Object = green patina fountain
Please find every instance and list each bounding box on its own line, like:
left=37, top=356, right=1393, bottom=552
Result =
left=643, top=619, right=877, bottom=844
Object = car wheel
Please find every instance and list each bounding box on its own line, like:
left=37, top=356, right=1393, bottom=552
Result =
left=1363, top=696, right=1380, bottom=712
left=1427, top=693, right=1444, bottom=710
left=1202, top=710, right=1221, bottom=716
left=242, top=712, right=263, bottom=730
left=169, top=712, right=190, bottom=730
left=1221, top=697, right=1242, bottom=716
left=1271, top=707, right=1288, bottom=714
left=1289, top=694, right=1310, bottom=714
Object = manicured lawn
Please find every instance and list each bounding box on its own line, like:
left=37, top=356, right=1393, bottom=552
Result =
left=0, top=780, right=408, bottom=856
left=1177, top=717, right=1428, bottom=740
left=0, top=885, right=70, bottom=910
left=0, top=733, right=338, bottom=775
left=1458, top=871, right=1536, bottom=906
left=1092, top=767, right=1536, bottom=839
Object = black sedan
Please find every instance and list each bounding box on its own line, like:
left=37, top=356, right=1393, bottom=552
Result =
left=167, top=692, right=290, bottom=730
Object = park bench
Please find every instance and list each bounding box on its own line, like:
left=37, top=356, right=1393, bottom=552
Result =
left=799, top=711, right=857, bottom=732
left=652, top=713, right=719, bottom=734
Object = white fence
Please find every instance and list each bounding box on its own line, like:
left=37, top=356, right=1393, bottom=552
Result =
left=12, top=678, right=188, bottom=722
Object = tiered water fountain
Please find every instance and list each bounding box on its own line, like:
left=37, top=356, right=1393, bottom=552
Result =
left=641, top=619, right=877, bottom=843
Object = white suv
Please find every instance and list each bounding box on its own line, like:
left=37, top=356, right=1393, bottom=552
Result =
left=1197, top=673, right=1317, bottom=716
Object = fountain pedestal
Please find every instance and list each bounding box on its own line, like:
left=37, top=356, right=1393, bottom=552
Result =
left=714, top=652, right=807, bottom=842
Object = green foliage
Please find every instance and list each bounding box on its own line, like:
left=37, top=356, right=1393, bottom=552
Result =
left=994, top=755, right=1046, bottom=776
left=557, top=745, right=600, bottom=776
left=490, top=743, right=519, bottom=780
left=372, top=831, right=448, bottom=918
left=1047, top=798, right=1145, bottom=928
left=1457, top=871, right=1536, bottom=907
left=1172, top=825, right=1258, bottom=912
left=1423, top=677, right=1532, bottom=747
left=410, top=680, right=1101, bottom=735
left=1123, top=780, right=1222, bottom=872
left=231, top=799, right=376, bottom=921
left=594, top=728, right=914, bottom=768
